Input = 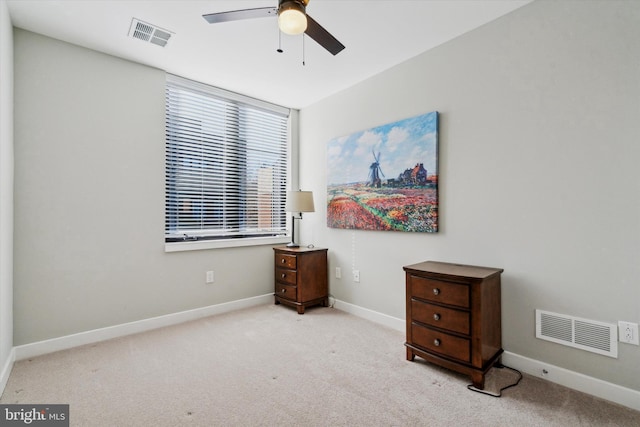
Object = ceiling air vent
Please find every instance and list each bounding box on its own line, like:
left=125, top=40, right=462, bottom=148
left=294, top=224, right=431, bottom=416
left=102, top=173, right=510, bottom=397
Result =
left=536, top=310, right=618, bottom=358
left=128, top=18, right=173, bottom=47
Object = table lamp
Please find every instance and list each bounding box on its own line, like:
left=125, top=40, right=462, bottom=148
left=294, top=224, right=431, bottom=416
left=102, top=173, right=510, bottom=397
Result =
left=285, top=190, right=315, bottom=248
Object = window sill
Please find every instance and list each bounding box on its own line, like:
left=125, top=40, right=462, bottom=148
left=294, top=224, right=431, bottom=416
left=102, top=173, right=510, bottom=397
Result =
left=165, top=235, right=290, bottom=252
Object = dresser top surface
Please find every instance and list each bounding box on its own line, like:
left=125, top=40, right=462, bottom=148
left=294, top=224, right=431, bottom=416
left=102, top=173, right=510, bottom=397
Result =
left=403, top=261, right=503, bottom=279
left=273, top=246, right=327, bottom=254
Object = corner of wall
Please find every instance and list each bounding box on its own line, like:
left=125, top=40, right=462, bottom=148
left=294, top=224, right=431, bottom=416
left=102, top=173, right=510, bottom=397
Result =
left=0, top=347, right=15, bottom=395
left=0, top=0, right=15, bottom=397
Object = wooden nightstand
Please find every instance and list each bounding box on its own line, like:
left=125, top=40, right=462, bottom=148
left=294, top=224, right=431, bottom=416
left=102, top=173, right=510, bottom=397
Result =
left=404, top=261, right=503, bottom=389
left=273, top=246, right=328, bottom=314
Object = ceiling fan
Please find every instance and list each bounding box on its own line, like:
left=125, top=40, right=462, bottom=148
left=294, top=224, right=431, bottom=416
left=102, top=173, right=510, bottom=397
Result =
left=202, top=0, right=345, bottom=56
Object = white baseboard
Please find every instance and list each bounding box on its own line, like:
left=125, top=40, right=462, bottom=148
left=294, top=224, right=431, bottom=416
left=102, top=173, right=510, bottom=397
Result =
left=0, top=347, right=15, bottom=393
left=502, top=351, right=640, bottom=412
left=333, top=299, right=640, bottom=413
left=332, top=298, right=405, bottom=332
left=14, top=294, right=273, bottom=361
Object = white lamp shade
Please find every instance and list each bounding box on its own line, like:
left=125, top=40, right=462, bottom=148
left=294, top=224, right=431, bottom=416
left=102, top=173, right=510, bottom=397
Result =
left=286, top=190, right=315, bottom=213
left=278, top=6, right=307, bottom=35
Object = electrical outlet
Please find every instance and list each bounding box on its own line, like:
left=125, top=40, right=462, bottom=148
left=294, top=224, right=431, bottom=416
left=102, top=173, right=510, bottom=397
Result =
left=335, top=267, right=341, bottom=279
left=618, top=321, right=639, bottom=345
left=352, top=270, right=360, bottom=282
left=206, top=270, right=215, bottom=284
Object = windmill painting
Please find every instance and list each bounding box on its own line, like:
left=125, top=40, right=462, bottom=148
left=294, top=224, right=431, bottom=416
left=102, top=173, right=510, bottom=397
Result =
left=327, top=111, right=439, bottom=232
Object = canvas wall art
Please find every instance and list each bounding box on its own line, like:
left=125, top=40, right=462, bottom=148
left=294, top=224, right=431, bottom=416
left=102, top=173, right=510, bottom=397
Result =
left=327, top=111, right=439, bottom=232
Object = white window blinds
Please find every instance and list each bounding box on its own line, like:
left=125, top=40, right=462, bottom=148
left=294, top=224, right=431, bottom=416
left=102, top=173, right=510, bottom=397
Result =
left=165, top=75, right=290, bottom=243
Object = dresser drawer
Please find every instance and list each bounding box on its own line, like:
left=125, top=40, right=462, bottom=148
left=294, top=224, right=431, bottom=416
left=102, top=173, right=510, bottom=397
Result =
left=276, top=267, right=297, bottom=285
left=276, top=253, right=297, bottom=269
left=411, top=299, right=470, bottom=335
left=411, top=322, right=470, bottom=363
left=275, top=283, right=296, bottom=301
left=410, top=275, right=469, bottom=308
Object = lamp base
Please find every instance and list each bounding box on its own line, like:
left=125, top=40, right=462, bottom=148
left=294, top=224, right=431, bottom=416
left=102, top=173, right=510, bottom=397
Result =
left=286, top=242, right=300, bottom=248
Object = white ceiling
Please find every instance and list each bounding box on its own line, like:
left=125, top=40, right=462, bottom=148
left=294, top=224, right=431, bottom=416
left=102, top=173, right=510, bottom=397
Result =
left=7, top=0, right=531, bottom=109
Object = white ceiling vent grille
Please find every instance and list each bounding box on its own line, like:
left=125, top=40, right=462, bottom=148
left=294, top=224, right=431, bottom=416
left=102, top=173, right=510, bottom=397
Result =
left=128, top=18, right=173, bottom=47
left=536, top=310, right=618, bottom=358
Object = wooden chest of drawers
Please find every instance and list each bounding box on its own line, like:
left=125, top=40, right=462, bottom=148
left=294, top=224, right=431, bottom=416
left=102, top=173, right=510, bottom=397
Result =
left=404, top=261, right=503, bottom=389
left=274, top=246, right=328, bottom=314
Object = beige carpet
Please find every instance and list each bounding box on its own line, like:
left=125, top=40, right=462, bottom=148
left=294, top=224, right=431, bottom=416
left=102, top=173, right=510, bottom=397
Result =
left=2, top=304, right=639, bottom=426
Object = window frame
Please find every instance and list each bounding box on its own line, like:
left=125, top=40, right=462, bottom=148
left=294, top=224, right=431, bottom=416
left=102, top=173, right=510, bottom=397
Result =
left=164, top=74, right=293, bottom=252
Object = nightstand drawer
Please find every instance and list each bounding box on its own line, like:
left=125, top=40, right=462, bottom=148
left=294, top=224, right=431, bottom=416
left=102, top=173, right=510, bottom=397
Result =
left=411, top=299, right=470, bottom=335
left=411, top=322, right=470, bottom=363
left=276, top=267, right=297, bottom=285
left=275, top=283, right=296, bottom=301
left=410, top=276, right=469, bottom=308
left=276, top=254, right=297, bottom=269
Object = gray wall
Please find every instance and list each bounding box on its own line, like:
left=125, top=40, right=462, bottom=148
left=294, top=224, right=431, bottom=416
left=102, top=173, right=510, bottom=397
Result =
left=13, top=29, right=275, bottom=345
left=299, top=1, right=640, bottom=391
left=0, top=0, right=14, bottom=377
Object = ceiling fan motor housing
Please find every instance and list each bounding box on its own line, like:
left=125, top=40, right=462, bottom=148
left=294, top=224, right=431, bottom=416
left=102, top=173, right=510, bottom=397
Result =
left=278, top=1, right=306, bottom=16
left=279, top=0, right=310, bottom=7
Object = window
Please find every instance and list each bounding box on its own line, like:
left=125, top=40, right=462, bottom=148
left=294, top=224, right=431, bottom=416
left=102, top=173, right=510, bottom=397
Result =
left=165, top=75, right=290, bottom=250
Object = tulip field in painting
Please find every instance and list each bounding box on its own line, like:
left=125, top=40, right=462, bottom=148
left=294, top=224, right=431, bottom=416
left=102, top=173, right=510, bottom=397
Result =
left=327, top=111, right=438, bottom=233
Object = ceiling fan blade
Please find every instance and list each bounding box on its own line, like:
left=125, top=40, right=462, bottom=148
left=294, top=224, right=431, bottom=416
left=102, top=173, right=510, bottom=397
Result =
left=305, top=15, right=345, bottom=56
left=203, top=7, right=277, bottom=24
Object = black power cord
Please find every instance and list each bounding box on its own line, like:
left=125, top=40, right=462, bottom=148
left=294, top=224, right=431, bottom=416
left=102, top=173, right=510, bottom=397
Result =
left=467, top=363, right=523, bottom=397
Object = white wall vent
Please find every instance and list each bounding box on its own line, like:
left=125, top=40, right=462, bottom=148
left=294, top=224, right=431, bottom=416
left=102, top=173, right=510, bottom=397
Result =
left=535, top=310, right=618, bottom=358
left=128, top=18, right=173, bottom=47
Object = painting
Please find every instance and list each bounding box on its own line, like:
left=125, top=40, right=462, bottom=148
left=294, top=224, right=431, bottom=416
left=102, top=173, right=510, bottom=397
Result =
left=327, top=111, right=438, bottom=232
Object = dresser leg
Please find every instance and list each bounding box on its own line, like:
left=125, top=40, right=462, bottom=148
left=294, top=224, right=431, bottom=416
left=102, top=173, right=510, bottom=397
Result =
left=471, top=372, right=485, bottom=390
left=297, top=306, right=305, bottom=314
left=406, top=347, right=415, bottom=361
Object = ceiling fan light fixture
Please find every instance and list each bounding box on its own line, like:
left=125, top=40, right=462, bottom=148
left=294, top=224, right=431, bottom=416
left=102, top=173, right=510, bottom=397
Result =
left=278, top=1, right=307, bottom=35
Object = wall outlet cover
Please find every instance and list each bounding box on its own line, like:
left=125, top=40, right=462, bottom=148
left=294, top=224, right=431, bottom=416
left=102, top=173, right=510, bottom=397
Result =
left=618, top=321, right=639, bottom=345
left=206, top=271, right=214, bottom=284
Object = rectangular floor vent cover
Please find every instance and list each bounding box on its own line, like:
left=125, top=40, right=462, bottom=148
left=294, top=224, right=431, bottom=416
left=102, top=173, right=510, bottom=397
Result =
left=536, top=310, right=618, bottom=358
left=128, top=18, right=172, bottom=47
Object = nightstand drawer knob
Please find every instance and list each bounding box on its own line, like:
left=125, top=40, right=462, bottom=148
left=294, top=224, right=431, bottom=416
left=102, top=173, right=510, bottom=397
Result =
left=433, top=313, right=441, bottom=321
left=433, top=339, right=441, bottom=347
left=433, top=288, right=440, bottom=295
left=281, top=273, right=286, bottom=278
left=281, top=258, right=286, bottom=263
left=281, top=289, right=286, bottom=293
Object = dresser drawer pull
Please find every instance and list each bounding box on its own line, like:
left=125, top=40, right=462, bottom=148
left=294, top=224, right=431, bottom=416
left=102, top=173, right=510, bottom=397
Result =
left=433, top=339, right=441, bottom=347
left=281, top=273, right=286, bottom=279
left=281, top=289, right=286, bottom=293
left=281, top=258, right=286, bottom=264
left=433, top=313, right=441, bottom=321
left=433, top=288, right=440, bottom=295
